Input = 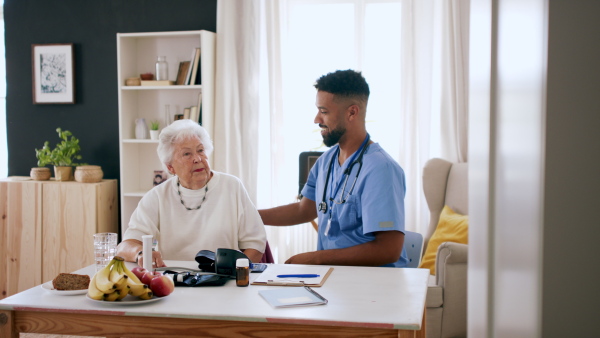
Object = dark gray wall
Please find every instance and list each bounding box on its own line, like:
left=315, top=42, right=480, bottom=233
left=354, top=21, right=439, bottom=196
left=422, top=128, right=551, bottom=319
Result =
left=543, top=0, right=600, bottom=336
left=3, top=0, right=217, bottom=179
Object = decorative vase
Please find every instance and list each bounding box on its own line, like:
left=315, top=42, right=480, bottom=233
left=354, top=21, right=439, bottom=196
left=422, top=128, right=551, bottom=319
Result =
left=54, top=166, right=73, bottom=181
left=75, top=165, right=104, bottom=183
left=150, top=129, right=159, bottom=140
left=30, top=167, right=51, bottom=181
left=155, top=56, right=168, bottom=81
left=135, top=118, right=149, bottom=139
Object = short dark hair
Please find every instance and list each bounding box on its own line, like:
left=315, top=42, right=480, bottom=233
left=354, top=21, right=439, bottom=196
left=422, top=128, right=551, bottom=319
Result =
left=314, top=69, right=370, bottom=101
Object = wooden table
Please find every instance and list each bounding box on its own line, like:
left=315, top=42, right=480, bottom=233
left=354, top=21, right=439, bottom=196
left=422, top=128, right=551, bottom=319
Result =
left=0, top=261, right=429, bottom=337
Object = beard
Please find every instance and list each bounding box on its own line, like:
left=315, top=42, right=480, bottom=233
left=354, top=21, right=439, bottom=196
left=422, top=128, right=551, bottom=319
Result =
left=322, top=126, right=346, bottom=147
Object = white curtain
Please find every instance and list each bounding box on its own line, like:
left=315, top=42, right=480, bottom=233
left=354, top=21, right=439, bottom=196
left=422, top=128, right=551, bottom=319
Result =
left=216, top=0, right=470, bottom=263
left=440, top=0, right=470, bottom=163
left=214, top=1, right=261, bottom=202
left=399, top=0, right=470, bottom=234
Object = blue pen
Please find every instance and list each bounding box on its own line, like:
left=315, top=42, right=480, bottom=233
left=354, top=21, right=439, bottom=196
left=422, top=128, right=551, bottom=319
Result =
left=276, top=274, right=320, bottom=278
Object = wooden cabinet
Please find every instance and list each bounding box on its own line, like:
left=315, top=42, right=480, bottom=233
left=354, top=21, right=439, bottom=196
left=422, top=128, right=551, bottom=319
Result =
left=116, top=30, right=216, bottom=236
left=0, top=178, right=118, bottom=299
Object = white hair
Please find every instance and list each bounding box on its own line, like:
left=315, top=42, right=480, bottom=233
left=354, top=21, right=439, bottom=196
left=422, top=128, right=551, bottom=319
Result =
left=157, top=119, right=213, bottom=174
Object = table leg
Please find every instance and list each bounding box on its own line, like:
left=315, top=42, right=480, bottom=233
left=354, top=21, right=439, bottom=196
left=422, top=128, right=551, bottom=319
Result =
left=416, top=308, right=427, bottom=338
left=397, top=307, right=426, bottom=338
left=0, top=310, right=18, bottom=338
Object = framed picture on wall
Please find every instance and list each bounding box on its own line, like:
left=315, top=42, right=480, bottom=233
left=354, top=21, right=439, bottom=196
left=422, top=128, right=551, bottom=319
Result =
left=31, top=43, right=75, bottom=104
left=153, top=170, right=167, bottom=187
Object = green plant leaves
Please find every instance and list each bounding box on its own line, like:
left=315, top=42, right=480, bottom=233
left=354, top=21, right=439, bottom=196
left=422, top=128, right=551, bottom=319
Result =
left=35, top=128, right=84, bottom=167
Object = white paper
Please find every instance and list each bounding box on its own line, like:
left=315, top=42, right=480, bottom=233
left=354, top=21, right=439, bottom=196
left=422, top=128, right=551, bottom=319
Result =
left=259, top=288, right=328, bottom=308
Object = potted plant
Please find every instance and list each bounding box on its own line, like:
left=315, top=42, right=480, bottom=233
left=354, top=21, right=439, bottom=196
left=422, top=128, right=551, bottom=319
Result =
left=35, top=128, right=84, bottom=181
left=149, top=120, right=160, bottom=140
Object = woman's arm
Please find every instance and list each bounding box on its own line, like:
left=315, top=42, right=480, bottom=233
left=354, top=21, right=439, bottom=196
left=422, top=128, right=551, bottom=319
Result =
left=242, top=248, right=263, bottom=263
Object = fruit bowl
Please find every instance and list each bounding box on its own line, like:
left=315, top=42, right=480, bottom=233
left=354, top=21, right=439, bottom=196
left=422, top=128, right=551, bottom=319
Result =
left=86, top=293, right=165, bottom=305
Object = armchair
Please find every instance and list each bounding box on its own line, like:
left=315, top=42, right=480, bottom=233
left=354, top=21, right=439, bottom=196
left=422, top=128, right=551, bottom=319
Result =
left=422, top=158, right=468, bottom=338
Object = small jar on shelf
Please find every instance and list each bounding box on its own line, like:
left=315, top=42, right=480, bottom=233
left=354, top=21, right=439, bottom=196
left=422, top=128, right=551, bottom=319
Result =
left=155, top=56, right=168, bottom=81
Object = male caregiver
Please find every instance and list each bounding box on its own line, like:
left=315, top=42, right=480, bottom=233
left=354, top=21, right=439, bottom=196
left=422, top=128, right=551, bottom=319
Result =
left=259, top=69, right=408, bottom=267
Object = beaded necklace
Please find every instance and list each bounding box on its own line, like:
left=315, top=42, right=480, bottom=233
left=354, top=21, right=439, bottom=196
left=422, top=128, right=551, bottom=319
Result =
left=177, top=179, right=208, bottom=211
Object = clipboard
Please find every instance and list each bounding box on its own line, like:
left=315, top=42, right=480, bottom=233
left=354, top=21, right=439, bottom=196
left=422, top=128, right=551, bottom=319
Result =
left=251, top=266, right=333, bottom=287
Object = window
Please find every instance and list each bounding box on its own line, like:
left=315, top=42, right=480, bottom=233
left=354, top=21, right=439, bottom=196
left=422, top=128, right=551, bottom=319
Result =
left=257, top=0, right=403, bottom=262
left=259, top=0, right=402, bottom=204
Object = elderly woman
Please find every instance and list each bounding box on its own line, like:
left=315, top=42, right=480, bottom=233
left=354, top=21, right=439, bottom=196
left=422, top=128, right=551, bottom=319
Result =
left=116, top=119, right=266, bottom=267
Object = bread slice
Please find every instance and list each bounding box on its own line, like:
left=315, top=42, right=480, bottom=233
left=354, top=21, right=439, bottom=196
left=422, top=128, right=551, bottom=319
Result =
left=52, top=273, right=91, bottom=290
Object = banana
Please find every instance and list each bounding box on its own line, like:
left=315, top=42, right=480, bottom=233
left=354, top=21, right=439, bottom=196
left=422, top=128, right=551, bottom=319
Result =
left=94, top=259, right=116, bottom=293
left=137, top=290, right=154, bottom=300
left=112, top=255, right=154, bottom=300
left=121, top=261, right=143, bottom=284
left=109, top=258, right=126, bottom=285
left=116, top=285, right=130, bottom=300
left=127, top=278, right=150, bottom=297
left=104, top=289, right=121, bottom=301
left=115, top=274, right=129, bottom=290
left=114, top=265, right=130, bottom=301
left=87, top=274, right=105, bottom=300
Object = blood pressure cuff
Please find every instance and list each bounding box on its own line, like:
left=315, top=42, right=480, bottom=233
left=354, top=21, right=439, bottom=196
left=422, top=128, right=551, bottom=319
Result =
left=195, top=249, right=217, bottom=272
left=163, top=270, right=229, bottom=287
left=195, top=248, right=251, bottom=277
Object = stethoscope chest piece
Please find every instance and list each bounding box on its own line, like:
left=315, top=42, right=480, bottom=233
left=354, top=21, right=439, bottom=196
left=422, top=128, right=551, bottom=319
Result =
left=318, top=201, right=328, bottom=213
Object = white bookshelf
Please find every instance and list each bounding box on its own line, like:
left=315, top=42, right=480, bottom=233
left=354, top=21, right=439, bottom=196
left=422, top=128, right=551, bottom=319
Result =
left=116, top=30, right=216, bottom=236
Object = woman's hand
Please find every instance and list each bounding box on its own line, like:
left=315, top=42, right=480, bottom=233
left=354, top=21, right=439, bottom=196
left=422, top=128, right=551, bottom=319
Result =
left=136, top=250, right=167, bottom=268
left=116, top=239, right=167, bottom=268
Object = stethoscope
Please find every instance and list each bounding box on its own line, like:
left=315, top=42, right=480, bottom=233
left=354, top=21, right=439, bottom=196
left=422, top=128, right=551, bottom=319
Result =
left=317, top=134, right=370, bottom=215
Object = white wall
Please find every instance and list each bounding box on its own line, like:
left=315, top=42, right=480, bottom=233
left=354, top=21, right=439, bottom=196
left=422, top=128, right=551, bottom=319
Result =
left=469, top=0, right=600, bottom=337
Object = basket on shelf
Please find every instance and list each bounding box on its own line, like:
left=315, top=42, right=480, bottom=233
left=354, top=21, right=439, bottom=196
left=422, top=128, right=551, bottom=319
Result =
left=74, top=165, right=104, bottom=183
left=30, top=167, right=51, bottom=181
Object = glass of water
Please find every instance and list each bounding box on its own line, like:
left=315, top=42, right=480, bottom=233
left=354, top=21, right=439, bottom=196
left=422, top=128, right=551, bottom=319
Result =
left=94, top=232, right=118, bottom=272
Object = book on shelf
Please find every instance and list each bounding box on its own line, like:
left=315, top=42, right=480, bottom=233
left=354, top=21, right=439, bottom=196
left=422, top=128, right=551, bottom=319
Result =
left=141, top=80, right=174, bottom=86
left=176, top=61, right=191, bottom=85
left=189, top=106, right=199, bottom=123
left=183, top=107, right=191, bottom=120
left=192, top=57, right=202, bottom=85
left=174, top=114, right=184, bottom=121
left=184, top=48, right=195, bottom=85
left=196, top=92, right=203, bottom=124
left=189, top=48, right=201, bottom=85
left=184, top=48, right=200, bottom=85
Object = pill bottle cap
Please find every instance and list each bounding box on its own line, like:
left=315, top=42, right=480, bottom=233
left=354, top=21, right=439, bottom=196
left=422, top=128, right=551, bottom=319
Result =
left=236, top=258, right=249, bottom=267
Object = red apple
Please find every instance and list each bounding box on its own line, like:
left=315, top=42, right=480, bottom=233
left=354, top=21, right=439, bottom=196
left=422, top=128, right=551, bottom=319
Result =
left=131, top=267, right=148, bottom=281
left=150, top=275, right=175, bottom=297
left=141, top=271, right=163, bottom=285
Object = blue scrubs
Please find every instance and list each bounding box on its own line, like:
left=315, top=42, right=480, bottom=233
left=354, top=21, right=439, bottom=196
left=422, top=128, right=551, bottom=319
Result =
left=301, top=143, right=408, bottom=267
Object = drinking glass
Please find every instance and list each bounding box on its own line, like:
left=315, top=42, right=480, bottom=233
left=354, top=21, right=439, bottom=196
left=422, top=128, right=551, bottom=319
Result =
left=94, top=232, right=118, bottom=272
